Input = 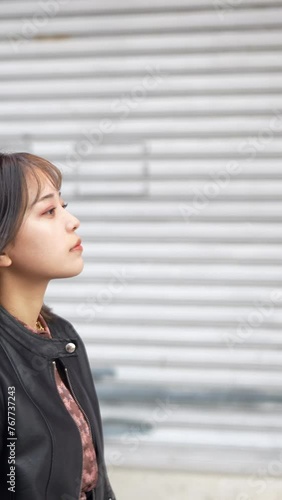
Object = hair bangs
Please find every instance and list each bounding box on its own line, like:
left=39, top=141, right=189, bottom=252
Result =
left=22, top=153, right=62, bottom=206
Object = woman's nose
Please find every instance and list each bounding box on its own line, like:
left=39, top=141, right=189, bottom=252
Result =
left=67, top=213, right=80, bottom=231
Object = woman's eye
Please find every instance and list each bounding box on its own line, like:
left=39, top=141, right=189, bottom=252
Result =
left=44, top=202, right=68, bottom=216
left=45, top=208, right=55, bottom=215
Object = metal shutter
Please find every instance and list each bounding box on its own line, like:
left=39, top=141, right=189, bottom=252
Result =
left=1, top=0, right=282, bottom=475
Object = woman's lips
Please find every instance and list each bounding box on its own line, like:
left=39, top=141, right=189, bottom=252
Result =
left=70, top=239, right=83, bottom=251
left=71, top=244, right=83, bottom=252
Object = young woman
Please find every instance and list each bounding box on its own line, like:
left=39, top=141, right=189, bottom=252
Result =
left=0, top=152, right=116, bottom=500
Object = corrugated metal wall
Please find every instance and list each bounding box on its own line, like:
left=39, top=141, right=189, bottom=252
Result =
left=1, top=0, right=282, bottom=475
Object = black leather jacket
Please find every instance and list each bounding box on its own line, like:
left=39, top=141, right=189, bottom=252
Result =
left=0, top=305, right=116, bottom=500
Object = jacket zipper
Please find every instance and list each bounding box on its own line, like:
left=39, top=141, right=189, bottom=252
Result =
left=64, top=364, right=96, bottom=500
left=51, top=360, right=84, bottom=500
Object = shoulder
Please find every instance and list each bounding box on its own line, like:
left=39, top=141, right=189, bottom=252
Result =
left=47, top=311, right=77, bottom=333
left=46, top=312, right=84, bottom=344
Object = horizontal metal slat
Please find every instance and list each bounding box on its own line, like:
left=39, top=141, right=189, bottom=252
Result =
left=69, top=323, right=282, bottom=348
left=1, top=74, right=282, bottom=97
left=149, top=160, right=282, bottom=176
left=52, top=300, right=282, bottom=324
left=14, top=157, right=281, bottom=180
left=93, top=365, right=282, bottom=388
left=60, top=179, right=282, bottom=198
left=101, top=404, right=282, bottom=430
left=0, top=94, right=281, bottom=112
left=54, top=241, right=282, bottom=260
left=53, top=199, right=282, bottom=217
left=2, top=31, right=282, bottom=60
left=3, top=0, right=282, bottom=17
left=81, top=344, right=282, bottom=369
left=77, top=222, right=282, bottom=240
left=149, top=180, right=282, bottom=196
left=104, top=442, right=282, bottom=474
left=2, top=7, right=282, bottom=39
left=1, top=52, right=282, bottom=76
left=0, top=116, right=281, bottom=135
left=2, top=95, right=282, bottom=116
left=46, top=280, right=282, bottom=301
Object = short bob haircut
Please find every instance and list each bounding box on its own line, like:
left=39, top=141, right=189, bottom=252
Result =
left=0, top=152, right=62, bottom=320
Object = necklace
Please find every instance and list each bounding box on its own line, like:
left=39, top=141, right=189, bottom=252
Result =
left=35, top=320, right=45, bottom=332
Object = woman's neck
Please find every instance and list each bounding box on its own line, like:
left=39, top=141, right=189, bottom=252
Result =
left=0, top=273, right=48, bottom=330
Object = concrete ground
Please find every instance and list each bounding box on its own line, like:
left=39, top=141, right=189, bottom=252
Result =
left=108, top=467, right=282, bottom=500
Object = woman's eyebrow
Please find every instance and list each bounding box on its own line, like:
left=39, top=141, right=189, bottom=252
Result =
left=30, top=190, right=61, bottom=208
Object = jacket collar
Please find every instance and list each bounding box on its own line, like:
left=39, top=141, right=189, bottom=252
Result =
left=0, top=304, right=79, bottom=360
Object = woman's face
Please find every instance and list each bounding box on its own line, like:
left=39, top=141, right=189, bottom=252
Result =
left=4, top=172, right=84, bottom=282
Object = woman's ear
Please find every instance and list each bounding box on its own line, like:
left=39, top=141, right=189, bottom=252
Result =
left=0, top=253, right=12, bottom=267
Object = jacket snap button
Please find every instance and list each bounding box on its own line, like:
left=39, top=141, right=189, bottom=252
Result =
left=65, top=342, right=76, bottom=353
